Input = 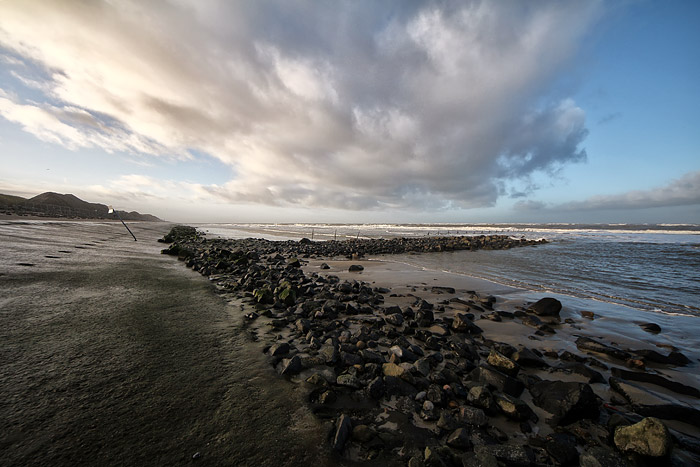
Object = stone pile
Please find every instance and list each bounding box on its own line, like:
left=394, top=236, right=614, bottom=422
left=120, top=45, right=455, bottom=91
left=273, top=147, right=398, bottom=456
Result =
left=160, top=226, right=700, bottom=466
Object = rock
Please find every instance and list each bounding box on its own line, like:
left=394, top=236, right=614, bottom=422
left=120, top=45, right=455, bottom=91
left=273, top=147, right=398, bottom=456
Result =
left=487, top=348, right=520, bottom=377
left=459, top=406, right=488, bottom=427
left=348, top=264, right=364, bottom=272
left=359, top=349, right=384, bottom=364
left=556, top=362, right=605, bottom=384
left=389, top=345, right=418, bottom=363
left=253, top=286, right=274, bottom=304
left=336, top=374, right=362, bottom=389
left=446, top=428, right=471, bottom=450
left=332, top=414, right=353, bottom=452
left=452, top=313, right=483, bottom=334
left=275, top=281, right=296, bottom=305
left=414, top=357, right=432, bottom=376
left=474, top=445, right=534, bottom=466
left=269, top=342, right=290, bottom=356
left=467, top=385, right=495, bottom=412
left=528, top=297, right=562, bottom=316
left=437, top=412, right=459, bottom=431
left=421, top=400, right=439, bottom=421
left=417, top=309, right=434, bottom=326
left=340, top=352, right=362, bottom=366
left=581, top=310, right=596, bottom=319
left=407, top=457, right=425, bottom=467
left=384, top=375, right=418, bottom=397
left=575, top=336, right=631, bottom=361
left=427, top=324, right=449, bottom=337
left=424, top=445, right=449, bottom=467
left=494, top=393, right=535, bottom=422
left=320, top=262, right=330, bottom=269
left=318, top=390, right=336, bottom=405
left=634, top=404, right=700, bottom=428
left=385, top=313, right=404, bottom=326
left=521, top=314, right=543, bottom=329
left=280, top=355, right=302, bottom=375
left=634, top=348, right=690, bottom=366
left=319, top=345, right=339, bottom=364
left=366, top=376, right=385, bottom=399
left=639, top=322, right=661, bottom=333
left=306, top=373, right=329, bottom=386
left=471, top=365, right=525, bottom=397
left=610, top=367, right=700, bottom=398
left=352, top=424, right=375, bottom=443
left=579, top=445, right=630, bottom=467
left=530, top=380, right=599, bottom=426
left=512, top=347, right=549, bottom=368
left=545, top=433, right=579, bottom=466
left=382, top=362, right=408, bottom=378
left=614, top=417, right=671, bottom=457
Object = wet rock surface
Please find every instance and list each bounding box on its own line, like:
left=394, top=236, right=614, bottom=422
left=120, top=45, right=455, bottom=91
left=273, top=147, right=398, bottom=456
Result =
left=158, top=226, right=700, bottom=466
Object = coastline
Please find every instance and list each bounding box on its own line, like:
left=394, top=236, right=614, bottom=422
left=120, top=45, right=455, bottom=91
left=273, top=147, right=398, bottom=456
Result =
left=3, top=220, right=698, bottom=465
left=163, top=226, right=700, bottom=465
left=0, top=221, right=334, bottom=466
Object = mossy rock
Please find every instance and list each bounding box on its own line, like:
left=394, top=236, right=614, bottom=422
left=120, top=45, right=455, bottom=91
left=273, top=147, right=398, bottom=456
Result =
left=253, top=287, right=274, bottom=304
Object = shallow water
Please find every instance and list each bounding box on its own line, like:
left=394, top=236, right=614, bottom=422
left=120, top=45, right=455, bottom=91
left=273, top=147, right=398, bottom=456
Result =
left=0, top=221, right=334, bottom=466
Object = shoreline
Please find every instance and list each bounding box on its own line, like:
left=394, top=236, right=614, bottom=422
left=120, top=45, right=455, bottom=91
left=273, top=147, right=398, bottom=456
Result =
left=162, top=226, right=700, bottom=465
left=0, top=221, right=334, bottom=466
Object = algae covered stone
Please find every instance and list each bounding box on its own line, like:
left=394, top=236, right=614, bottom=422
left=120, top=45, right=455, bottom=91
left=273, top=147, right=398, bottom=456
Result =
left=614, top=417, right=671, bottom=457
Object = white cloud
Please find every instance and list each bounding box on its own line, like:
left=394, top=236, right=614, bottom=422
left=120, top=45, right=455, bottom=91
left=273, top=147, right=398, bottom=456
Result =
left=0, top=0, right=600, bottom=211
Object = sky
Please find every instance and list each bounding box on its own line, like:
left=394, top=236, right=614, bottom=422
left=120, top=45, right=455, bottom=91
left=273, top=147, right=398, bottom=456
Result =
left=0, top=0, right=698, bottom=224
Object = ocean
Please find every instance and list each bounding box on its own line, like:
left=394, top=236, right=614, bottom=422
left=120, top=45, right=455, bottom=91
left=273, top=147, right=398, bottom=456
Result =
left=197, top=223, right=700, bottom=318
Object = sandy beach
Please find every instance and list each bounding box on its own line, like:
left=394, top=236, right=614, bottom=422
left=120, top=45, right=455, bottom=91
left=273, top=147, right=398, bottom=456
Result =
left=0, top=221, right=332, bottom=466
left=160, top=227, right=700, bottom=466
left=3, top=220, right=699, bottom=466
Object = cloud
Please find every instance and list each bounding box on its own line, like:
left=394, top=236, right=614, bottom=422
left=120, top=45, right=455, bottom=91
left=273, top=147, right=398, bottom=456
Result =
left=0, top=0, right=600, bottom=211
left=513, top=200, right=548, bottom=211
left=558, top=171, right=700, bottom=211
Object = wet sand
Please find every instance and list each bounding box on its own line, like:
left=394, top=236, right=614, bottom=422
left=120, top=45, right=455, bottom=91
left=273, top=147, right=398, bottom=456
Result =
left=0, top=221, right=332, bottom=466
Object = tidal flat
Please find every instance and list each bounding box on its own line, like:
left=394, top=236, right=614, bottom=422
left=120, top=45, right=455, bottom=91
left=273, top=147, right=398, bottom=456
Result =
left=0, top=221, right=331, bottom=466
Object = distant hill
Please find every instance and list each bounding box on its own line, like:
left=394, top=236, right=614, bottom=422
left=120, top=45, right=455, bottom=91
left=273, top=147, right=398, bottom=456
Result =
left=0, top=192, right=162, bottom=221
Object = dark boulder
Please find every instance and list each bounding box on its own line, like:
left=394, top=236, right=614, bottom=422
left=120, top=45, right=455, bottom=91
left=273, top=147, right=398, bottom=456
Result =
left=494, top=393, right=535, bottom=422
left=452, top=313, right=483, bottom=334
left=579, top=445, right=630, bottom=467
left=545, top=433, right=579, bottom=466
left=269, top=342, right=290, bottom=356
left=530, top=380, right=599, bottom=426
left=575, top=337, right=631, bottom=361
left=634, top=348, right=690, bottom=366
left=611, top=367, right=700, bottom=398
left=332, top=414, right=353, bottom=452
left=471, top=364, right=525, bottom=398
left=280, top=355, right=303, bottom=376
left=474, top=445, right=534, bottom=467
left=446, top=428, right=471, bottom=450
left=348, top=264, right=364, bottom=272
left=512, top=347, right=549, bottom=368
left=556, top=362, right=605, bottom=384
left=528, top=297, right=562, bottom=316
